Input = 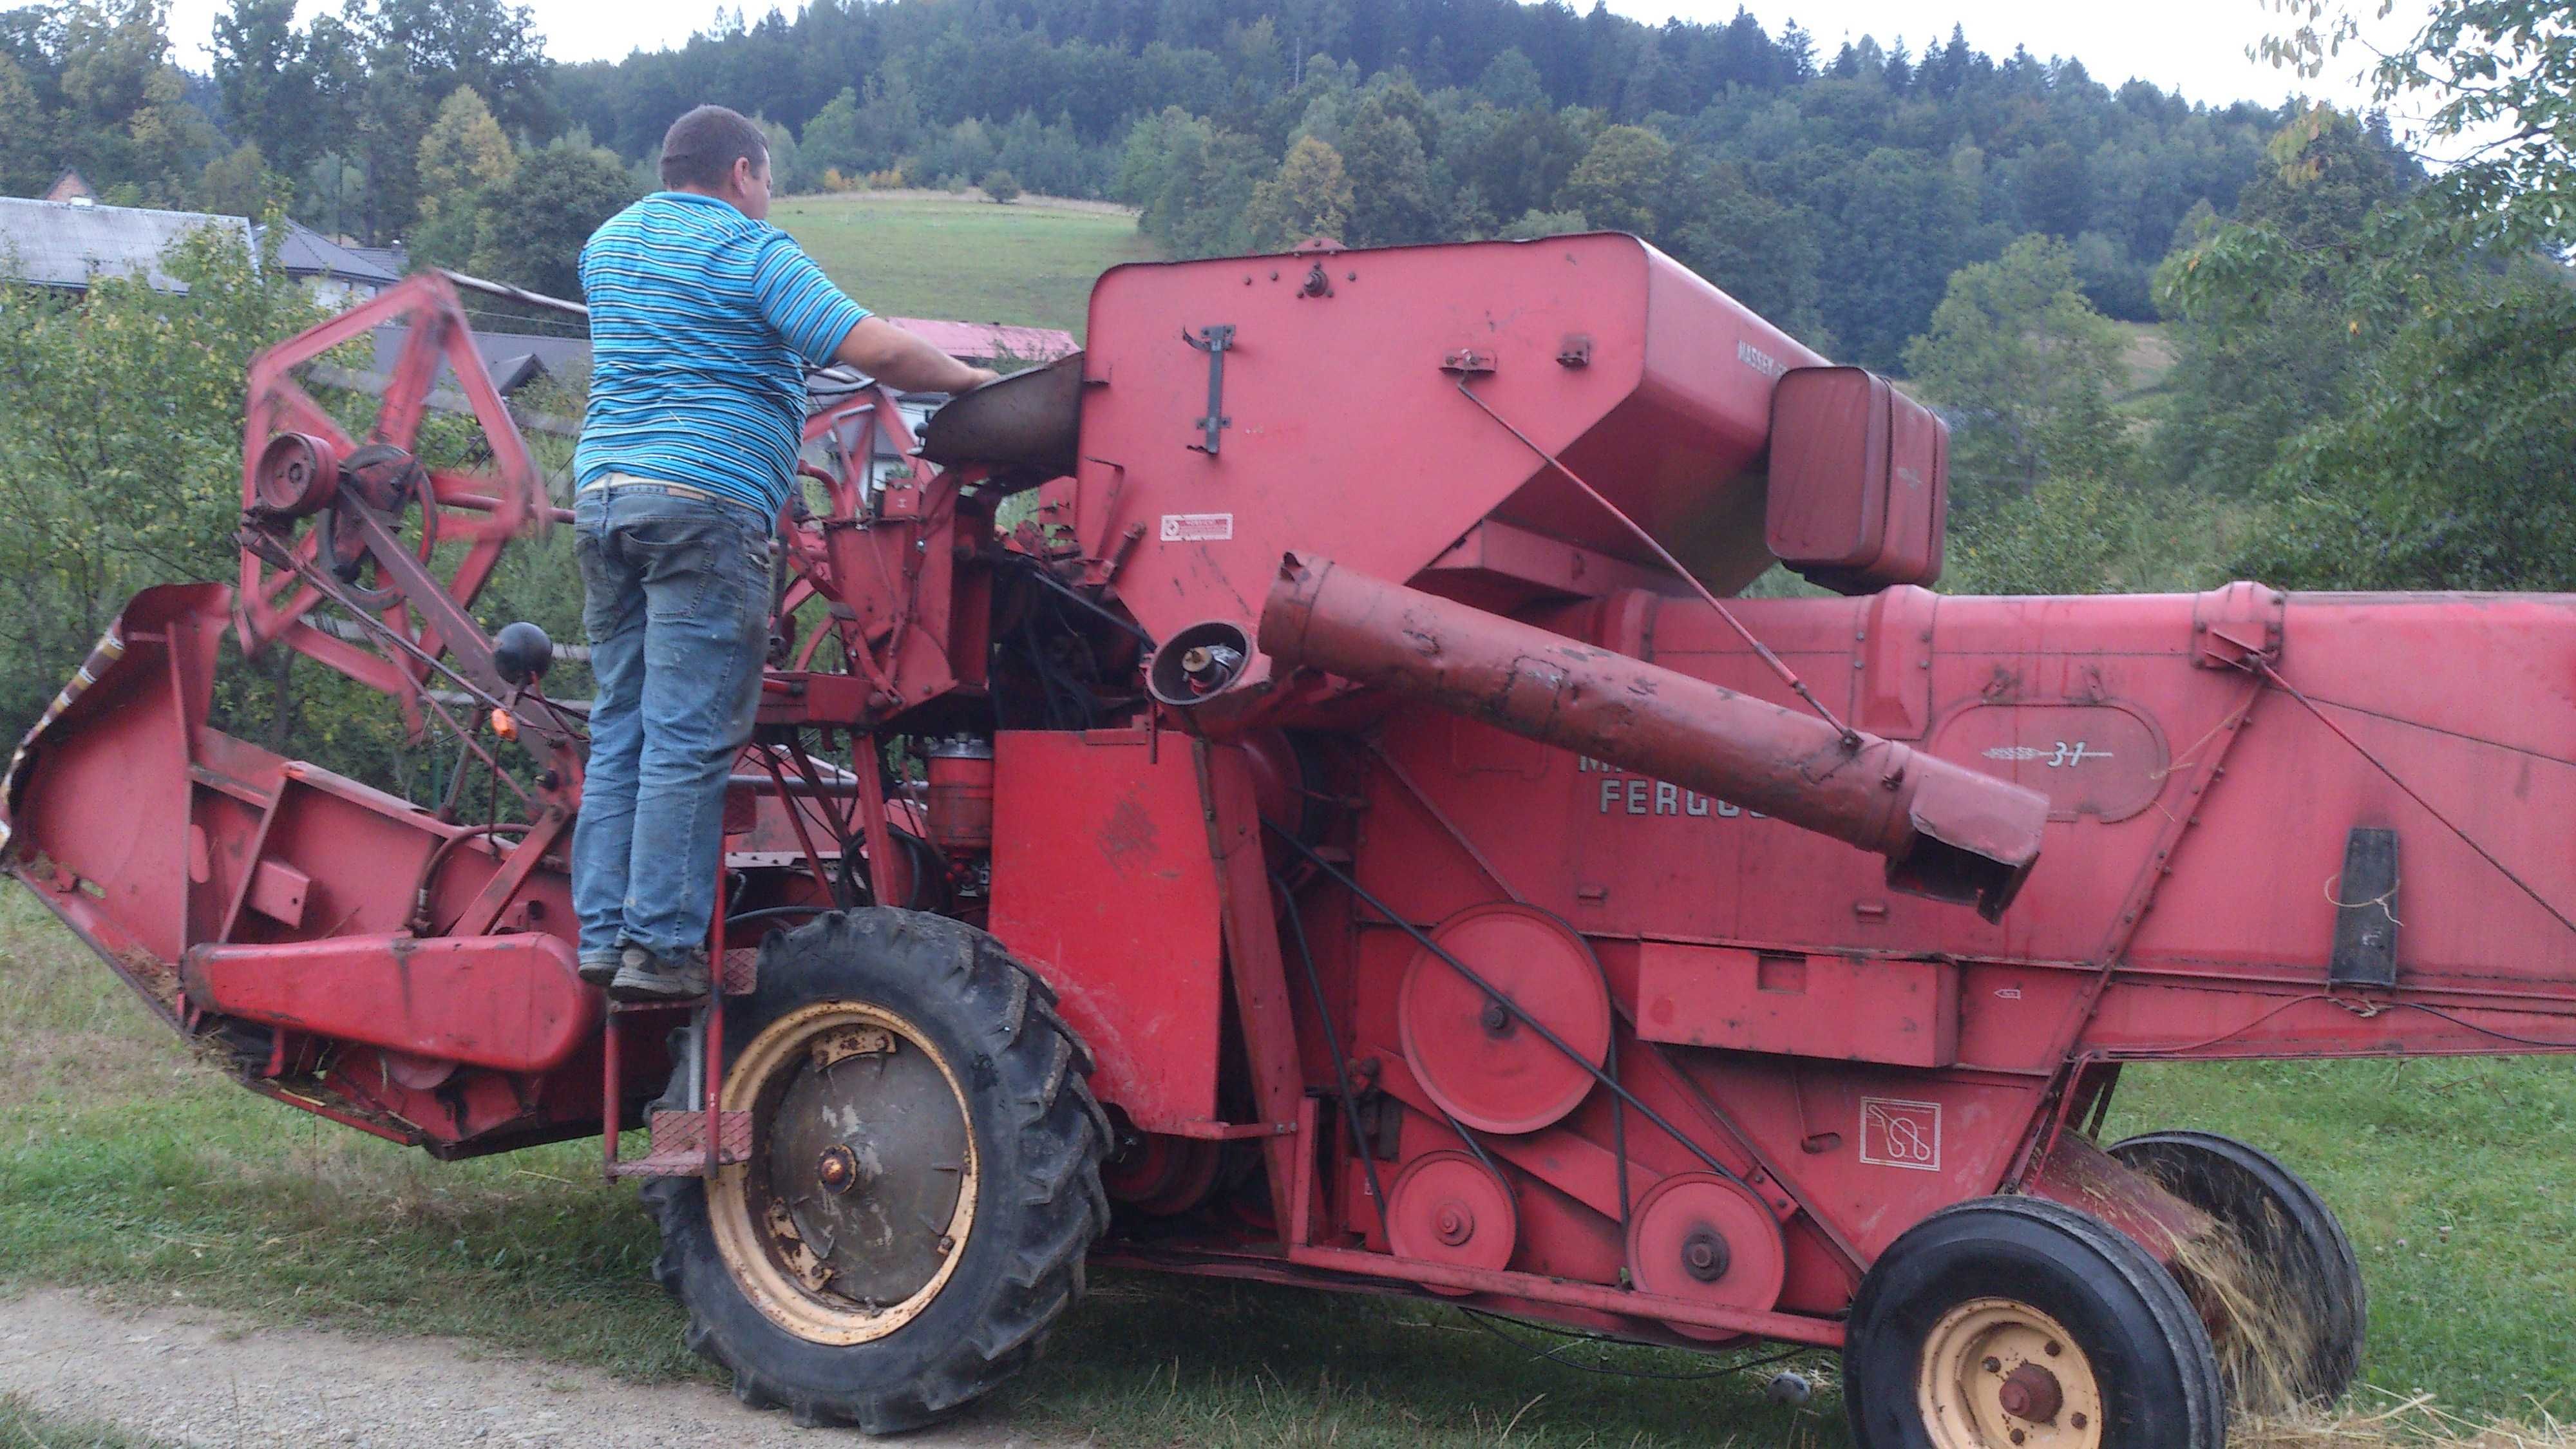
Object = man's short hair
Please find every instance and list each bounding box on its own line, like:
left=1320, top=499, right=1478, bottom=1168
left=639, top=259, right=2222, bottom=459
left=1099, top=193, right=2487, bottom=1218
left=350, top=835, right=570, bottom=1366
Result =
left=659, top=105, right=768, bottom=191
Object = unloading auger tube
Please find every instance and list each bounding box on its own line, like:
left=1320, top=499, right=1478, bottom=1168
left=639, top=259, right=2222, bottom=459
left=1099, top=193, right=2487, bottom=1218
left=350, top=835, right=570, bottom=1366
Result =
left=1258, top=553, right=2050, bottom=918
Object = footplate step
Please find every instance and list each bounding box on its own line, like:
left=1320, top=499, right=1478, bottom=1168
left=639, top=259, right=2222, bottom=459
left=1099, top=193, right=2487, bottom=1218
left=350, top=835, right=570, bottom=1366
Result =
left=605, top=1108, right=754, bottom=1178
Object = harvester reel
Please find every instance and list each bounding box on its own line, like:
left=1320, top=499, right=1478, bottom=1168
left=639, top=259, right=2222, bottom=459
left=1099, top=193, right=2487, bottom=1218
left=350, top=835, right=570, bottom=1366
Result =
left=236, top=272, right=544, bottom=702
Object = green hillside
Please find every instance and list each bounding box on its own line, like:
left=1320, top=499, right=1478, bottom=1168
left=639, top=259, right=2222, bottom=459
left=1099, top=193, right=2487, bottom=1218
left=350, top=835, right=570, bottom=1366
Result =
left=772, top=194, right=1162, bottom=339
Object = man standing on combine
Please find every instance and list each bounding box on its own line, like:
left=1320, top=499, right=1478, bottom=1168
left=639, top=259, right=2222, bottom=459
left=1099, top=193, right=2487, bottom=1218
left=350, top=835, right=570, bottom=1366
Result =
left=571, top=104, right=995, bottom=1001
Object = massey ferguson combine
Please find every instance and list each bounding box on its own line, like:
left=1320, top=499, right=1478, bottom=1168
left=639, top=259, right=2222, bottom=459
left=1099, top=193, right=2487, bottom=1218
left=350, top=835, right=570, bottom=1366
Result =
left=10, top=233, right=2575, bottom=1446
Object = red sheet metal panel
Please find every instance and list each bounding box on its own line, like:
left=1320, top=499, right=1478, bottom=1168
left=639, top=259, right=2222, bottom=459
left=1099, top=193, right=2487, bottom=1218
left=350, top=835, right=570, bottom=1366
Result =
left=1765, top=366, right=1947, bottom=592
left=182, top=931, right=596, bottom=1072
left=1633, top=942, right=1958, bottom=1068
left=1075, top=234, right=1829, bottom=652
left=986, top=728, right=1222, bottom=1132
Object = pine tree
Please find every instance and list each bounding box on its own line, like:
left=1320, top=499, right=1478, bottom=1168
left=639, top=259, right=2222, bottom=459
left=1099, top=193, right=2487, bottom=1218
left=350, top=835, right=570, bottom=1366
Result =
left=1336, top=90, right=1437, bottom=244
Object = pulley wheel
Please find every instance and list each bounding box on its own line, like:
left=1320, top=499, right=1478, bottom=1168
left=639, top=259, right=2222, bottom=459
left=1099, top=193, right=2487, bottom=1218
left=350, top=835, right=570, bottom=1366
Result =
left=1387, top=1150, right=1517, bottom=1294
left=1396, top=903, right=1611, bottom=1135
left=1101, top=1132, right=1223, bottom=1217
left=1624, top=1171, right=1788, bottom=1341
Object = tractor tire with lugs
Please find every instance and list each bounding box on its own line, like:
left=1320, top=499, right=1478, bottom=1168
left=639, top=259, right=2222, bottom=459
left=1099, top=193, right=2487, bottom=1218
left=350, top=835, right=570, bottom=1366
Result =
left=2110, top=1128, right=2365, bottom=1414
left=1844, top=1195, right=2226, bottom=1449
left=641, top=907, right=1109, bottom=1433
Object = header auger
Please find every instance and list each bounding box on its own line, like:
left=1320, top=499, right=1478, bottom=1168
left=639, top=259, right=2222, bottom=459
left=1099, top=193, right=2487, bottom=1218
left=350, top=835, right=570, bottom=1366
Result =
left=11, top=234, right=2576, bottom=1445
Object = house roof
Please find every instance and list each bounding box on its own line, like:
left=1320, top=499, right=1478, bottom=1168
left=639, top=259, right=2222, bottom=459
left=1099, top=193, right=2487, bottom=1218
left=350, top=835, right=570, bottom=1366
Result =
left=344, top=243, right=408, bottom=277
left=371, top=321, right=592, bottom=395
left=884, top=316, right=1079, bottom=365
left=260, top=220, right=403, bottom=287
left=0, top=197, right=253, bottom=294
left=43, top=169, right=93, bottom=203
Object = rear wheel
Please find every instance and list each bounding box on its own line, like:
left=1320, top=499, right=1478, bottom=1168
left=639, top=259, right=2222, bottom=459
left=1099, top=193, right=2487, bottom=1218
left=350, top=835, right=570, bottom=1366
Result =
left=1844, top=1196, right=2224, bottom=1449
left=2110, top=1129, right=2365, bottom=1414
left=642, top=908, right=1108, bottom=1433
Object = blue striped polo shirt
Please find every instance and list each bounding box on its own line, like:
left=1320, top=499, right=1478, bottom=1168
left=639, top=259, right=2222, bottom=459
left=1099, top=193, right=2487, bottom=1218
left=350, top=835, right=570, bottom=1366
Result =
left=574, top=191, right=869, bottom=515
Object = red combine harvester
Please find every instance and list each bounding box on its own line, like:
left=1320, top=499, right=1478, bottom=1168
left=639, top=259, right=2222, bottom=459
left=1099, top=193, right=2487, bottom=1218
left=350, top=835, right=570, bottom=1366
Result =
left=8, top=236, right=2573, bottom=1446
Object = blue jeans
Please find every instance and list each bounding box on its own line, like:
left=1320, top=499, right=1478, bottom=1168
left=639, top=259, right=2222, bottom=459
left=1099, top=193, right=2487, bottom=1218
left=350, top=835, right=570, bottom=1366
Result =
left=571, top=480, right=773, bottom=967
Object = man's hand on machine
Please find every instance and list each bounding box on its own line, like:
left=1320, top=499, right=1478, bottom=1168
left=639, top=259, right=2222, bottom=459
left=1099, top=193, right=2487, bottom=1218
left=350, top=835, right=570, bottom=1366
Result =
left=833, top=316, right=1001, bottom=395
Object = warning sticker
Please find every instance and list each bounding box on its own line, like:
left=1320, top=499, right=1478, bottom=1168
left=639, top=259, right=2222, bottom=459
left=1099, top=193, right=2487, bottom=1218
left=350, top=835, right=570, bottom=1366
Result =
left=1859, top=1097, right=1942, bottom=1172
left=1160, top=513, right=1234, bottom=542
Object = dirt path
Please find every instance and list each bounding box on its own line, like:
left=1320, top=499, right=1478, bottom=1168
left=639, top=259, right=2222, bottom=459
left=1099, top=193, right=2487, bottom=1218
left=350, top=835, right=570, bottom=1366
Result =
left=0, top=1289, right=1066, bottom=1447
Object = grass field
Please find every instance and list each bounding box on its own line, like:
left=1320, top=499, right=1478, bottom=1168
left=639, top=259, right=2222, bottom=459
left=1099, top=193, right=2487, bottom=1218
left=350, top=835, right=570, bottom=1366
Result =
left=5, top=886, right=2575, bottom=1446
left=768, top=193, right=1161, bottom=339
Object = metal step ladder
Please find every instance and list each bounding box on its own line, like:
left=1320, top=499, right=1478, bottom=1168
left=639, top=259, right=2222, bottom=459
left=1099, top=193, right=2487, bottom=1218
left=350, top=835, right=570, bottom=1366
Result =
left=601, top=866, right=760, bottom=1180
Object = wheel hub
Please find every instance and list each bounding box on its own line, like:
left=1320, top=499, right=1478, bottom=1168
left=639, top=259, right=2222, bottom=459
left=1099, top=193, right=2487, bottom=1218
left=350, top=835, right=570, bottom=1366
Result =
left=1681, top=1227, right=1731, bottom=1283
left=1917, top=1298, right=2102, bottom=1448
left=1996, top=1363, right=2063, bottom=1423
left=816, top=1142, right=860, bottom=1195
left=1434, top=1202, right=1473, bottom=1246
left=708, top=1001, right=981, bottom=1345
left=767, top=1026, right=967, bottom=1306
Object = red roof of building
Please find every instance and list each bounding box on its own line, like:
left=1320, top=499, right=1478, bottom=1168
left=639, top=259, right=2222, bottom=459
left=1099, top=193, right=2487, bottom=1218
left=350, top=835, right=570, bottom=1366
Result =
left=886, top=316, right=1078, bottom=365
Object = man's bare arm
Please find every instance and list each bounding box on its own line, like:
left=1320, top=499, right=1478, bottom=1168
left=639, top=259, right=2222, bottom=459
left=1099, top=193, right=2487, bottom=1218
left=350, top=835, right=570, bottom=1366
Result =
left=833, top=317, right=999, bottom=393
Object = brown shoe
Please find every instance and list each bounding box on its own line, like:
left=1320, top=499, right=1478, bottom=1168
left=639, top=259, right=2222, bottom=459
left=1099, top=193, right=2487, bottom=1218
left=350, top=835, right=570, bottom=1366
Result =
left=607, top=948, right=710, bottom=1001
left=576, top=949, right=625, bottom=987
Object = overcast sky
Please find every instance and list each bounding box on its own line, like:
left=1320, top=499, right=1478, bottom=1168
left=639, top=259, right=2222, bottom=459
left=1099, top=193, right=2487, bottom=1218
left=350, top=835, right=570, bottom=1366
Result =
left=163, top=0, right=2425, bottom=117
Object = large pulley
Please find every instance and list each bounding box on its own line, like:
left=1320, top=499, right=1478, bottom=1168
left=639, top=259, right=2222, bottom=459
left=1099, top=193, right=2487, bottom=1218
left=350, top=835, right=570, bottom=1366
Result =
left=1396, top=903, right=1612, bottom=1135
left=236, top=272, right=547, bottom=709
left=1623, top=1171, right=1788, bottom=1340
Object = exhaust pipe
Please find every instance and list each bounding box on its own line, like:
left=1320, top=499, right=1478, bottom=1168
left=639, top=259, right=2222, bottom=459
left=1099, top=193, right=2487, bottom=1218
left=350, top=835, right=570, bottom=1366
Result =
left=1258, top=554, right=2047, bottom=919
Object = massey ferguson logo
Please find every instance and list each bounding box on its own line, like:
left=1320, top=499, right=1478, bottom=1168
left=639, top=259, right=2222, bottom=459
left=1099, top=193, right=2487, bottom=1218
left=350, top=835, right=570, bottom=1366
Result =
left=1859, top=1097, right=1942, bottom=1172
left=1984, top=740, right=2112, bottom=768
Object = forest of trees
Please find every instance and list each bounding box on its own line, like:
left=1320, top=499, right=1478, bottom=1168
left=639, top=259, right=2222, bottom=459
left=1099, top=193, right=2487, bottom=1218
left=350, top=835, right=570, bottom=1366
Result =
left=2, top=0, right=2571, bottom=779
left=4, top=0, right=2394, bottom=365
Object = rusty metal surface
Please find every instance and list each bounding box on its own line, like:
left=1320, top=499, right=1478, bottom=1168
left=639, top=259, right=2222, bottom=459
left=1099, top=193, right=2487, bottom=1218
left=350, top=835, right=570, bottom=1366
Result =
left=1765, top=366, right=1947, bottom=593
left=605, top=1110, right=754, bottom=1177
left=915, top=353, right=1081, bottom=477
left=1260, top=553, right=2047, bottom=918
left=183, top=932, right=596, bottom=1074
left=1075, top=234, right=1829, bottom=650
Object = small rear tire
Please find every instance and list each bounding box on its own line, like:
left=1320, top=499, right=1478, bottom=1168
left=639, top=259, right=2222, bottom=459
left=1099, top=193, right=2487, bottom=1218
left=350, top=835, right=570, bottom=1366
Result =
left=2110, top=1128, right=2365, bottom=1413
left=1844, top=1195, right=2225, bottom=1449
left=642, top=908, right=1108, bottom=1434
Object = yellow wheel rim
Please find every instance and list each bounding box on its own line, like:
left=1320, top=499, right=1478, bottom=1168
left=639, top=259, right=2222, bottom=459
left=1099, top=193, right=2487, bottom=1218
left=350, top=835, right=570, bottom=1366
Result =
left=708, top=1000, right=980, bottom=1345
left=1917, top=1298, right=2105, bottom=1449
